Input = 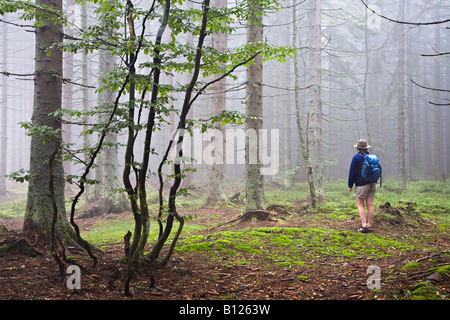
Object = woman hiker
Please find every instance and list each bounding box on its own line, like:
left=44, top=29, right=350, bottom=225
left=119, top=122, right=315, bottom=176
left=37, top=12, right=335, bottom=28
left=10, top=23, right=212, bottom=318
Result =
left=348, top=139, right=376, bottom=233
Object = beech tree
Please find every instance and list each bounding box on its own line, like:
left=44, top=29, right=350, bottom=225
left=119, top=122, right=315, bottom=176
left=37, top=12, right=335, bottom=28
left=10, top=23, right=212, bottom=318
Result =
left=43, top=0, right=293, bottom=293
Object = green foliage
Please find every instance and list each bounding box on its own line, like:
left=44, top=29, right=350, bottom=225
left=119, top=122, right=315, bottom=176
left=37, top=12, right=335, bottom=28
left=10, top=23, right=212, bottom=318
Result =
left=39, top=0, right=297, bottom=201
left=19, top=121, right=63, bottom=145
left=0, top=0, right=65, bottom=27
left=6, top=169, right=30, bottom=184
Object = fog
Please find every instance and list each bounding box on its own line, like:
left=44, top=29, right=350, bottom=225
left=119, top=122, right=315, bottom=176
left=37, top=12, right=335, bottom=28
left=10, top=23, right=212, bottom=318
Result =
left=0, top=0, right=449, bottom=198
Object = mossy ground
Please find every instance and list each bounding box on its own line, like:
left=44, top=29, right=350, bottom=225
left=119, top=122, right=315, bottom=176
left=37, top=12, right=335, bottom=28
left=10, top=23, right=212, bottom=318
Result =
left=176, top=226, right=416, bottom=267
left=0, top=179, right=449, bottom=300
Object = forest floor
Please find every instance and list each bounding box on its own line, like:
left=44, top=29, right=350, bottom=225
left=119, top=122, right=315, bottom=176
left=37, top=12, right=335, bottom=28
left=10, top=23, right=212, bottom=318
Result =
left=0, top=180, right=449, bottom=301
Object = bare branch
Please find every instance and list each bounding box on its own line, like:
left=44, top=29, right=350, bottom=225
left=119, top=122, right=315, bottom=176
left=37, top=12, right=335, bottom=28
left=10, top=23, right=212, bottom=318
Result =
left=421, top=51, right=450, bottom=57
left=410, top=79, right=450, bottom=93
left=189, top=51, right=262, bottom=108
left=0, top=19, right=34, bottom=29
left=429, top=102, right=450, bottom=107
left=360, top=0, right=450, bottom=26
left=1, top=71, right=36, bottom=77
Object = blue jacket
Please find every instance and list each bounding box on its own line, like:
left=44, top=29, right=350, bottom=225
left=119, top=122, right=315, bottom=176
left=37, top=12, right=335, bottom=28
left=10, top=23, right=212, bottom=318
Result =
left=348, top=152, right=369, bottom=188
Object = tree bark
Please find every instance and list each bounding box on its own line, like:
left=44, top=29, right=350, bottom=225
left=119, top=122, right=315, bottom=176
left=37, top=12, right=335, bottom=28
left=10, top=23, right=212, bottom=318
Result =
left=405, top=2, right=418, bottom=182
left=282, top=38, right=293, bottom=190
left=96, top=2, right=127, bottom=210
left=244, top=0, right=264, bottom=212
left=206, top=0, right=228, bottom=204
left=433, top=8, right=442, bottom=180
left=397, top=0, right=406, bottom=189
left=0, top=16, right=7, bottom=196
left=363, top=6, right=372, bottom=144
left=62, top=1, right=74, bottom=187
left=23, top=0, right=75, bottom=239
left=307, top=0, right=323, bottom=204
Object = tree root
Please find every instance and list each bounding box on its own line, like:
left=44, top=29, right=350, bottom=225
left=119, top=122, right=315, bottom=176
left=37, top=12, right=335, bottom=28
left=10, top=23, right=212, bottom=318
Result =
left=210, top=209, right=275, bottom=230
left=0, top=234, right=44, bottom=258
left=377, top=201, right=436, bottom=228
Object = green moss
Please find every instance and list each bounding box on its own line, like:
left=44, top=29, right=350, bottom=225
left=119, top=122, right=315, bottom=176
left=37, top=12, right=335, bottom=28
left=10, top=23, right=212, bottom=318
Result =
left=436, top=224, right=449, bottom=232
left=427, top=265, right=450, bottom=275
left=213, top=239, right=234, bottom=254
left=83, top=220, right=137, bottom=244
left=411, top=282, right=442, bottom=300
left=234, top=244, right=261, bottom=255
left=176, top=225, right=418, bottom=269
left=402, top=262, right=421, bottom=270
left=183, top=235, right=205, bottom=244
left=272, top=235, right=292, bottom=246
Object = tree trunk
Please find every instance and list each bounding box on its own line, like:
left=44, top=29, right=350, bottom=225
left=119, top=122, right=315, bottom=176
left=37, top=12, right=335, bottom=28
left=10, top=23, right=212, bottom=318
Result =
left=206, top=0, right=228, bottom=204
left=405, top=4, right=418, bottom=182
left=23, top=0, right=75, bottom=239
left=433, top=9, right=442, bottom=180
left=95, top=2, right=127, bottom=211
left=63, top=0, right=75, bottom=188
left=421, top=57, right=432, bottom=177
left=292, top=0, right=316, bottom=207
left=397, top=0, right=406, bottom=189
left=307, top=0, right=323, bottom=203
left=0, top=16, right=7, bottom=196
left=363, top=6, right=372, bottom=144
left=282, top=42, right=293, bottom=190
left=244, top=0, right=264, bottom=211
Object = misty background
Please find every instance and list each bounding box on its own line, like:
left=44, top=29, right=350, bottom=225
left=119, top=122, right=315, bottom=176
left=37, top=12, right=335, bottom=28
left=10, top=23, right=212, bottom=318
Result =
left=0, top=0, right=449, bottom=197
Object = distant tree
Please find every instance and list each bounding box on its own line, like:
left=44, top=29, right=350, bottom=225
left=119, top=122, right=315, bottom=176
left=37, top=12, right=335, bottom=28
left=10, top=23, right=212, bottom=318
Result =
left=91, top=0, right=128, bottom=211
left=307, top=0, right=323, bottom=205
left=0, top=15, right=7, bottom=196
left=432, top=8, right=443, bottom=180
left=292, top=0, right=316, bottom=207
left=244, top=0, right=265, bottom=212
left=206, top=0, right=228, bottom=205
left=397, top=0, right=406, bottom=190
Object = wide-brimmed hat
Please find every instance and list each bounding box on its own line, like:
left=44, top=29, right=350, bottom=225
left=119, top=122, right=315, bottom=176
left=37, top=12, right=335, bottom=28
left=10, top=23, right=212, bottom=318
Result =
left=354, top=139, right=371, bottom=149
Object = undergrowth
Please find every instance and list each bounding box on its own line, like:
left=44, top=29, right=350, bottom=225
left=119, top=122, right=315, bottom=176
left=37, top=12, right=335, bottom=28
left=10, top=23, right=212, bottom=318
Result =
left=0, top=178, right=448, bottom=300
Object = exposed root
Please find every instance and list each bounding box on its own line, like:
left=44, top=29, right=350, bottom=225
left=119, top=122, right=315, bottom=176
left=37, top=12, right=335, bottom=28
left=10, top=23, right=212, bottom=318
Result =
left=210, top=209, right=275, bottom=230
left=0, top=233, right=44, bottom=258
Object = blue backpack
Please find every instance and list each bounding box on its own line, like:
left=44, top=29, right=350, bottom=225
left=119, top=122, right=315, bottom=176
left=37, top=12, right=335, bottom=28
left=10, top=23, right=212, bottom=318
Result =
left=361, top=154, right=382, bottom=187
